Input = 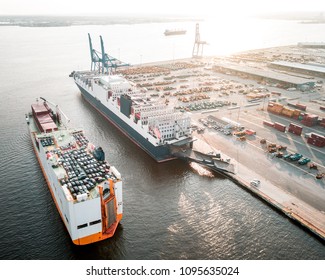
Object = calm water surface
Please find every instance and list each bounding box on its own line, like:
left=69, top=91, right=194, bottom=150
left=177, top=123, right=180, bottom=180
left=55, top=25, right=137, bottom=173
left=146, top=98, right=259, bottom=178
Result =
left=0, top=19, right=324, bottom=259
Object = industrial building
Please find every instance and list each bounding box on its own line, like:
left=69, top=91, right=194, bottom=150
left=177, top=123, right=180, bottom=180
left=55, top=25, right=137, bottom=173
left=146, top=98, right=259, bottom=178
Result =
left=298, top=42, right=325, bottom=49
left=213, top=62, right=316, bottom=90
left=268, top=61, right=325, bottom=78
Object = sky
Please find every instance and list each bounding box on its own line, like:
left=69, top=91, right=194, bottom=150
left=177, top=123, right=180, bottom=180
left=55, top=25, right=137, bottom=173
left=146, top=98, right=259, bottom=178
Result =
left=0, top=0, right=324, bottom=16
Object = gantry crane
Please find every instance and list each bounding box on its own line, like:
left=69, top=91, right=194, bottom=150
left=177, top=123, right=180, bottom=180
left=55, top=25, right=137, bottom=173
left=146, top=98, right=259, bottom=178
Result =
left=192, top=23, right=207, bottom=58
left=88, top=33, right=129, bottom=74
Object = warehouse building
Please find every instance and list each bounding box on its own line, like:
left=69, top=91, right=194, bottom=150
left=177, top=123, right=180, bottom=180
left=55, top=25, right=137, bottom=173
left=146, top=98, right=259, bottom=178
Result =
left=213, top=62, right=316, bottom=91
left=268, top=61, right=325, bottom=78
left=297, top=42, right=325, bottom=49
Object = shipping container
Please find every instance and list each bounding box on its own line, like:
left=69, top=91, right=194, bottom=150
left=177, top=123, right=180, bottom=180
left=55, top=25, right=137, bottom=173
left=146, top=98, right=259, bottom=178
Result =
left=292, top=130, right=302, bottom=136
left=263, top=120, right=274, bottom=127
left=288, top=123, right=303, bottom=136
left=307, top=137, right=325, bottom=147
left=301, top=120, right=316, bottom=127
left=303, top=114, right=319, bottom=121
left=314, top=141, right=325, bottom=147
left=320, top=106, right=325, bottom=111
left=287, top=102, right=296, bottom=108
left=286, top=102, right=307, bottom=111
left=288, top=128, right=302, bottom=136
left=295, top=104, right=307, bottom=111
left=41, top=122, right=58, bottom=133
left=31, top=103, right=49, bottom=116
left=38, top=113, right=53, bottom=124
left=281, top=108, right=294, bottom=118
left=310, top=133, right=325, bottom=141
left=274, top=122, right=286, bottom=132
left=289, top=123, right=303, bottom=130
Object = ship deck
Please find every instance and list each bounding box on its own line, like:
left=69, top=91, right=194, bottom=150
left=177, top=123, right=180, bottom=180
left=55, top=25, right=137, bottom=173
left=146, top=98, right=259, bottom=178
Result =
left=28, top=114, right=119, bottom=202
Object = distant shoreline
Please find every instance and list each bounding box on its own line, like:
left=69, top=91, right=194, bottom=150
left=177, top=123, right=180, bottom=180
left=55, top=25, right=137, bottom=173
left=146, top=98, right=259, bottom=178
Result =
left=0, top=15, right=199, bottom=28
left=1, top=13, right=324, bottom=28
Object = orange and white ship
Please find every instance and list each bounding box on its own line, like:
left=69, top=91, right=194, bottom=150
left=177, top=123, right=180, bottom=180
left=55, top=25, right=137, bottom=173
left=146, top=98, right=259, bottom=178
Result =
left=26, top=97, right=123, bottom=245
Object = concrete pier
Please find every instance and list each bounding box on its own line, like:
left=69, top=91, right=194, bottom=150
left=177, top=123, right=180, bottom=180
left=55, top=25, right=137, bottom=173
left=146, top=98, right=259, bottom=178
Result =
left=192, top=134, right=325, bottom=241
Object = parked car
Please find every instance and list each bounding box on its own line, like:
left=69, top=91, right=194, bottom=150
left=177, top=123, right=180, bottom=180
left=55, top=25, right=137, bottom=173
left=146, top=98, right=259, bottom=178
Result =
left=290, top=153, right=303, bottom=161
left=283, top=153, right=293, bottom=160
left=308, top=163, right=318, bottom=169
left=298, top=157, right=311, bottom=165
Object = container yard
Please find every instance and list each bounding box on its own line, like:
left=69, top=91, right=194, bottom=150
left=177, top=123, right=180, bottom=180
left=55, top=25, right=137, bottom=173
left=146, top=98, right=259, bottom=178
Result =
left=116, top=44, right=325, bottom=240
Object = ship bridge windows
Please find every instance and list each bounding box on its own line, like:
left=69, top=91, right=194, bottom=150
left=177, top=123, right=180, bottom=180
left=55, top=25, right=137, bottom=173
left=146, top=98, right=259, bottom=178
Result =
left=77, top=219, right=102, bottom=230
left=89, top=219, right=101, bottom=226
left=77, top=223, right=88, bottom=229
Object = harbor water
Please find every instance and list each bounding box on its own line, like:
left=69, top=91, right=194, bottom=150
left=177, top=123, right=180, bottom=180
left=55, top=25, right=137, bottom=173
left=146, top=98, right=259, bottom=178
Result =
left=0, top=18, right=324, bottom=259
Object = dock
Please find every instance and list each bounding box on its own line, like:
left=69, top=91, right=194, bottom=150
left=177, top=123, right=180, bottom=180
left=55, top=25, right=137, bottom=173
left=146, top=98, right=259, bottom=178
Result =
left=190, top=134, right=325, bottom=241
left=172, top=134, right=325, bottom=240
left=119, top=44, right=325, bottom=241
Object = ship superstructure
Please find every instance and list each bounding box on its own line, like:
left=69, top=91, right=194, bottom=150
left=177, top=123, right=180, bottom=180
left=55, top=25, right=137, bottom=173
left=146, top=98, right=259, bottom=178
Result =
left=73, top=70, right=193, bottom=162
left=27, top=98, right=123, bottom=245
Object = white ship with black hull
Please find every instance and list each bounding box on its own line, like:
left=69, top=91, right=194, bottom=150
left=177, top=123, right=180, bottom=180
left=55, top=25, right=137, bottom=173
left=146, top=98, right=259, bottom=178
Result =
left=72, top=72, right=193, bottom=162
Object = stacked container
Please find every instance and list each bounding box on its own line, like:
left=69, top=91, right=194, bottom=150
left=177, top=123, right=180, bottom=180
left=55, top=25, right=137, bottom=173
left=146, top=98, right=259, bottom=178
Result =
left=267, top=102, right=284, bottom=115
left=307, top=133, right=325, bottom=147
left=281, top=107, right=294, bottom=118
left=288, top=123, right=303, bottom=136
left=320, top=118, right=325, bottom=128
left=295, top=104, right=307, bottom=111
left=287, top=102, right=307, bottom=111
left=31, top=103, right=58, bottom=133
left=301, top=114, right=319, bottom=127
left=274, top=122, right=286, bottom=132
left=268, top=102, right=303, bottom=120
left=292, top=109, right=301, bottom=120
left=263, top=120, right=274, bottom=127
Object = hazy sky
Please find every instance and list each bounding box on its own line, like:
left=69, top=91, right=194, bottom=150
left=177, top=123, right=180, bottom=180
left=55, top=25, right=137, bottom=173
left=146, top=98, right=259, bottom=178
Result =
left=0, top=0, right=324, bottom=16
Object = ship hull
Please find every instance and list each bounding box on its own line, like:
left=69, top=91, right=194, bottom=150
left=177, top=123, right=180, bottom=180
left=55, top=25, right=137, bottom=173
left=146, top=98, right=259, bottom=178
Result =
left=76, top=84, right=177, bottom=162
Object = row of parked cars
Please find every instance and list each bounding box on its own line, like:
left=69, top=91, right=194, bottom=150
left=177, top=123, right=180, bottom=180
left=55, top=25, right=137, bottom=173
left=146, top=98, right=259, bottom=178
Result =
left=265, top=142, right=323, bottom=179
left=282, top=153, right=311, bottom=165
